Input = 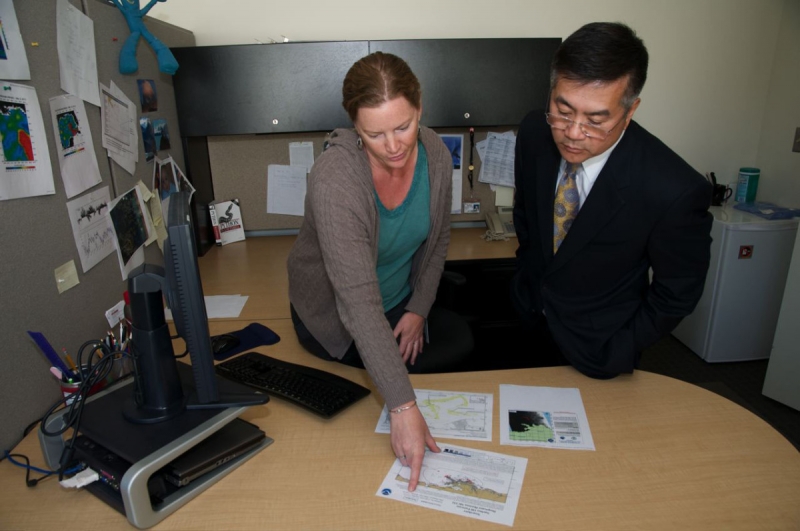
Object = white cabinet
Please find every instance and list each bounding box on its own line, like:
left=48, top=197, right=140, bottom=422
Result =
left=673, top=205, right=798, bottom=362
left=762, top=228, right=800, bottom=411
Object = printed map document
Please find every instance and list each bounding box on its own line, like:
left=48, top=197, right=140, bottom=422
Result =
left=499, top=384, right=595, bottom=450
left=377, top=443, right=527, bottom=527
left=375, top=389, right=493, bottom=442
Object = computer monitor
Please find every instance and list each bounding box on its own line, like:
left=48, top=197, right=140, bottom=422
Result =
left=123, top=191, right=266, bottom=423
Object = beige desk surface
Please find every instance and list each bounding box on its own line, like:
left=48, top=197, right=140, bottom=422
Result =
left=198, top=227, right=518, bottom=321
left=2, top=319, right=799, bottom=530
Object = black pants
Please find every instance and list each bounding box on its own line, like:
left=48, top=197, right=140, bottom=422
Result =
left=290, top=294, right=471, bottom=374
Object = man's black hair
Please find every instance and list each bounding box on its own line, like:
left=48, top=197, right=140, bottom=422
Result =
left=551, top=22, right=649, bottom=108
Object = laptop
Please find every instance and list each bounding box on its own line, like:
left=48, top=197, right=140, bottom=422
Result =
left=162, top=418, right=266, bottom=487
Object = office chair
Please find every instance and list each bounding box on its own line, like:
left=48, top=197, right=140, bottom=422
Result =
left=419, top=271, right=475, bottom=373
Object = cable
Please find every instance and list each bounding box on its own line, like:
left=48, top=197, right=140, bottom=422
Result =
left=2, top=451, right=83, bottom=488
left=38, top=340, right=125, bottom=480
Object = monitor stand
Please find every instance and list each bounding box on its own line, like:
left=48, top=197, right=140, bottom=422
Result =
left=39, top=364, right=272, bottom=529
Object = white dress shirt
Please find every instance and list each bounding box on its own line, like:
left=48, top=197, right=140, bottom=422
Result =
left=557, top=130, right=626, bottom=208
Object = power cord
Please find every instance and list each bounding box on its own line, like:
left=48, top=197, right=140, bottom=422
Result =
left=39, top=340, right=123, bottom=481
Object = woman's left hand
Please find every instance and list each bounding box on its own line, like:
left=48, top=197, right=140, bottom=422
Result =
left=393, top=312, right=425, bottom=365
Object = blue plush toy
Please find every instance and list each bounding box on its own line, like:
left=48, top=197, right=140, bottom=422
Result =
left=112, top=0, right=179, bottom=75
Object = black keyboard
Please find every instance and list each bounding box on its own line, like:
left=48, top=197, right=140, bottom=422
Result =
left=215, top=352, right=370, bottom=418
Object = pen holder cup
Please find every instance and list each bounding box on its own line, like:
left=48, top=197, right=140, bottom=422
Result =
left=711, top=184, right=733, bottom=206
left=60, top=371, right=106, bottom=406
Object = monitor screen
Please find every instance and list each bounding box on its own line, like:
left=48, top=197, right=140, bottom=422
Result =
left=124, top=191, right=266, bottom=424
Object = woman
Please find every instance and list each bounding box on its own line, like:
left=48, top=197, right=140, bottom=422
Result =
left=287, top=52, right=455, bottom=492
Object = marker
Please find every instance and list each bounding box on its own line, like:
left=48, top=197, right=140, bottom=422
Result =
left=50, top=367, right=63, bottom=380
left=27, top=331, right=76, bottom=380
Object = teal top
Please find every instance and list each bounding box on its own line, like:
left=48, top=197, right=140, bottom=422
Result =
left=374, top=142, right=431, bottom=311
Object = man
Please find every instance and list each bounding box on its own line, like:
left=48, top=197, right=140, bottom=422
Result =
left=512, top=22, right=712, bottom=379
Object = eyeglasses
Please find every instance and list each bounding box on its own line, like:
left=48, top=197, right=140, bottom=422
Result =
left=544, top=112, right=626, bottom=140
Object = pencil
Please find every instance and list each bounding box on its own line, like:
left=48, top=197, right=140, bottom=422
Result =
left=62, top=348, right=78, bottom=372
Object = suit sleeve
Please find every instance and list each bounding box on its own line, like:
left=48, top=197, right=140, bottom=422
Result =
left=513, top=119, right=533, bottom=264
left=613, top=179, right=713, bottom=355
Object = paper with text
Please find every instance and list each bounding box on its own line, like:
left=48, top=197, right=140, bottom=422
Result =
left=56, top=0, right=100, bottom=106
left=500, top=384, right=595, bottom=450
left=375, top=389, right=493, bottom=442
left=0, top=83, right=55, bottom=201
left=66, top=186, right=114, bottom=273
left=0, top=2, right=30, bottom=80
left=49, top=94, right=102, bottom=198
left=267, top=164, right=307, bottom=216
left=377, top=443, right=527, bottom=527
left=289, top=141, right=314, bottom=173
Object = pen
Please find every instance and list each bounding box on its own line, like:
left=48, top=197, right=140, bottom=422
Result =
left=61, top=348, right=78, bottom=372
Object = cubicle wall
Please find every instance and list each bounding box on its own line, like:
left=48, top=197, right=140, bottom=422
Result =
left=171, top=38, right=560, bottom=245
left=0, top=0, right=194, bottom=453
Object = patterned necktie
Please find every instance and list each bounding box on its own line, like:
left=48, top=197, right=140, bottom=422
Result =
left=553, top=162, right=581, bottom=253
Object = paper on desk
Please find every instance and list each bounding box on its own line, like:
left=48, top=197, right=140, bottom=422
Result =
left=165, top=295, right=249, bottom=320
left=289, top=141, right=315, bottom=173
left=375, top=389, right=493, bottom=442
left=267, top=164, right=307, bottom=216
left=377, top=443, right=527, bottom=527
left=499, top=384, right=595, bottom=450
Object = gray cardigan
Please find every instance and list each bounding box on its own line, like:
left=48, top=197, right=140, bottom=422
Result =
left=287, top=126, right=453, bottom=409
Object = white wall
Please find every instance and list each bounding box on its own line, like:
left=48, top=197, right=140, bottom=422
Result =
left=756, top=0, right=800, bottom=205
left=149, top=0, right=798, bottom=203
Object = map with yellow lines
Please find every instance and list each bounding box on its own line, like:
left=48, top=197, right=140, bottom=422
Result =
left=375, top=389, right=493, bottom=441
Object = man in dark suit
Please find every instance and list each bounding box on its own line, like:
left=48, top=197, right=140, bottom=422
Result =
left=512, top=22, right=713, bottom=378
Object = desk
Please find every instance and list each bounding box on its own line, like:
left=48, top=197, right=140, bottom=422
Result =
left=197, top=228, right=518, bottom=321
left=2, top=319, right=799, bottom=530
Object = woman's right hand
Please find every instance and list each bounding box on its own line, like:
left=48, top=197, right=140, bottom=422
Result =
left=389, top=401, right=440, bottom=492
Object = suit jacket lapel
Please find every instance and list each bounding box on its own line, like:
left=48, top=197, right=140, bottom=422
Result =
left=548, top=138, right=633, bottom=274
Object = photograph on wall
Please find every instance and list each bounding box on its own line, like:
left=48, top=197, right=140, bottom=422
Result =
left=175, top=161, right=195, bottom=202
left=108, top=185, right=154, bottom=279
left=49, top=94, right=102, bottom=198
left=158, top=156, right=178, bottom=201
left=439, top=134, right=463, bottom=170
left=153, top=118, right=171, bottom=151
left=439, top=133, right=464, bottom=215
left=140, top=116, right=155, bottom=162
left=137, top=79, right=158, bottom=112
left=152, top=155, right=162, bottom=191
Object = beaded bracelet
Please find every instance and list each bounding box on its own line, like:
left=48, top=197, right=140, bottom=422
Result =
left=390, top=401, right=417, bottom=414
